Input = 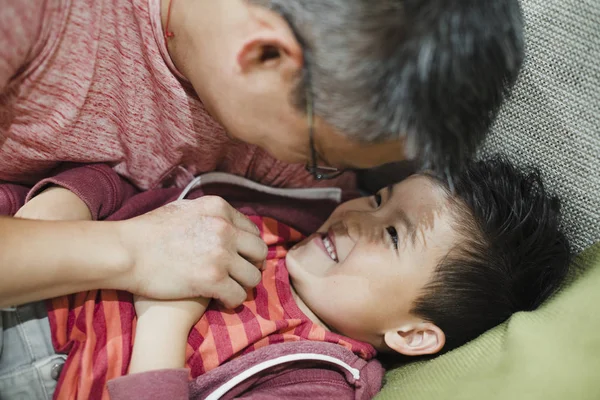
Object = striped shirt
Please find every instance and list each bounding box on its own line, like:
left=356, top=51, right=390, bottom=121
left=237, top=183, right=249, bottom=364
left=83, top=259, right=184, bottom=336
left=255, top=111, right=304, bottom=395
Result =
left=47, top=216, right=376, bottom=400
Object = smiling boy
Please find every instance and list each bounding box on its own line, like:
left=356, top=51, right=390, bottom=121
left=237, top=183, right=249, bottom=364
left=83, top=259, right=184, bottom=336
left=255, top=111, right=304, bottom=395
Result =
left=287, top=177, right=454, bottom=355
left=0, top=158, right=570, bottom=399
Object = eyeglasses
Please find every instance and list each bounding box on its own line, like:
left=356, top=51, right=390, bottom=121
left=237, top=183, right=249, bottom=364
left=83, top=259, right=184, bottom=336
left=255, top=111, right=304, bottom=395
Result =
left=304, top=89, right=345, bottom=181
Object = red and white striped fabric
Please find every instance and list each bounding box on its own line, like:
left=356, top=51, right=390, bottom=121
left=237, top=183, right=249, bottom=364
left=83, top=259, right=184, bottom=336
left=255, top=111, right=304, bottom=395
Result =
left=47, top=216, right=376, bottom=400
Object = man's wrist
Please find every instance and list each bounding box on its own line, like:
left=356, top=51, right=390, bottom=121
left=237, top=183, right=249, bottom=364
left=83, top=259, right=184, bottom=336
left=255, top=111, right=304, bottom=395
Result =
left=64, top=220, right=134, bottom=292
left=0, top=219, right=134, bottom=307
left=106, top=219, right=139, bottom=293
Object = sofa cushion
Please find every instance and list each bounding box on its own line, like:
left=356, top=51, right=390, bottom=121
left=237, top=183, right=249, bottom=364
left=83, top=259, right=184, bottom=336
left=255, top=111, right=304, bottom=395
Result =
left=377, top=243, right=600, bottom=400
left=378, top=0, right=599, bottom=397
left=480, top=0, right=600, bottom=253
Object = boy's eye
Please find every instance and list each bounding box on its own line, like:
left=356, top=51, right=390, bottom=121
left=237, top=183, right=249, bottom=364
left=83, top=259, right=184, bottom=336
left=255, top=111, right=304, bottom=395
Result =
left=386, top=226, right=399, bottom=250
left=373, top=193, right=383, bottom=208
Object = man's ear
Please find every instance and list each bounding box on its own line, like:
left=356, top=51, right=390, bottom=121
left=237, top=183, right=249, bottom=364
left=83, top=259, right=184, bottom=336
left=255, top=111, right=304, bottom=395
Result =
left=384, top=323, right=445, bottom=356
left=236, top=5, right=303, bottom=75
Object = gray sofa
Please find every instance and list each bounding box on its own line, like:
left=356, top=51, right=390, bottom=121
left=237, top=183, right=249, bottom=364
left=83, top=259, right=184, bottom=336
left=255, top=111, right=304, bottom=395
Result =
left=377, top=0, right=600, bottom=398
left=481, top=0, right=599, bottom=253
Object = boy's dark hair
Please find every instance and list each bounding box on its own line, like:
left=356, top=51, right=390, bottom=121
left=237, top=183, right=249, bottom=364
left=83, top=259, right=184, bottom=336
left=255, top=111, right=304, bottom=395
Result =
left=411, top=157, right=571, bottom=354
left=251, top=0, right=524, bottom=176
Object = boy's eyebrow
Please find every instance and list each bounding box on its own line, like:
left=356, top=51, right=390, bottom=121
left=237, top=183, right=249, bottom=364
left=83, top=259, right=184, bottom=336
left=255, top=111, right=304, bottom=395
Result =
left=387, top=184, right=417, bottom=243
left=398, top=209, right=415, bottom=236
left=385, top=184, right=394, bottom=198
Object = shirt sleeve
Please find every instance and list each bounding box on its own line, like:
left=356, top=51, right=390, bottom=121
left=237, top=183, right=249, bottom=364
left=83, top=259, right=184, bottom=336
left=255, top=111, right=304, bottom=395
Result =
left=0, top=0, right=46, bottom=91
left=0, top=184, right=29, bottom=216
left=107, top=369, right=189, bottom=400
left=26, top=164, right=139, bottom=220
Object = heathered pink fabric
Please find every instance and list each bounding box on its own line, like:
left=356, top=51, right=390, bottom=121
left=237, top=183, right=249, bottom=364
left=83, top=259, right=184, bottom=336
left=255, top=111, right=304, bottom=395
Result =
left=0, top=0, right=355, bottom=191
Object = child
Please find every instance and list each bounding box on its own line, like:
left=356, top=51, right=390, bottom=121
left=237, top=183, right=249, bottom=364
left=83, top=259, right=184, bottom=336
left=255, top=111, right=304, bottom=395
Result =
left=0, top=158, right=569, bottom=400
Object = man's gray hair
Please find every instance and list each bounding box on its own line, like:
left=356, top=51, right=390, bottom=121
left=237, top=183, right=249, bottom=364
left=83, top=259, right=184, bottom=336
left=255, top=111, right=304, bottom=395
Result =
left=252, top=0, right=524, bottom=175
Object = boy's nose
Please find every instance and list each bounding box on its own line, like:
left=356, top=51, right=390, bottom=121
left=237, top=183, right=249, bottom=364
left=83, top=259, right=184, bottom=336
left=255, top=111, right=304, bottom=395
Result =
left=339, top=212, right=381, bottom=243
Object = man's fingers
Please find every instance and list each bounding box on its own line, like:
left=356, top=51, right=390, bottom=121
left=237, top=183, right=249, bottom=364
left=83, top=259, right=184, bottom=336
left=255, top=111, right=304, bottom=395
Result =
left=213, top=278, right=249, bottom=309
left=235, top=229, right=268, bottom=264
left=228, top=207, right=261, bottom=236
left=199, top=196, right=260, bottom=236
left=229, top=255, right=262, bottom=289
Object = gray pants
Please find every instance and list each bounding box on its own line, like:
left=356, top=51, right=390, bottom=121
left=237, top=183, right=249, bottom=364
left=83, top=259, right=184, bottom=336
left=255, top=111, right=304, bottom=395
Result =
left=0, top=302, right=65, bottom=400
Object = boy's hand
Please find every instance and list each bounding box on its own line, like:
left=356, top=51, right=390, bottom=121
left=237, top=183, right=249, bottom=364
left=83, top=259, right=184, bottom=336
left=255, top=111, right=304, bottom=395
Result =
left=15, top=186, right=92, bottom=221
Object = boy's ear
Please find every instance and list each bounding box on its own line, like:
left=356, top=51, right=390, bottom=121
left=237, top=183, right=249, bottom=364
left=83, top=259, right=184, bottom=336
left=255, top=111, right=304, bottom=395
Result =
left=384, top=323, right=445, bottom=356
left=236, top=6, right=302, bottom=75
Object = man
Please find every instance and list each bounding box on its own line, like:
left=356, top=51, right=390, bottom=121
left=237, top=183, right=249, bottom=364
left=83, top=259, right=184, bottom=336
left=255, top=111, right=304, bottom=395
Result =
left=0, top=0, right=524, bottom=305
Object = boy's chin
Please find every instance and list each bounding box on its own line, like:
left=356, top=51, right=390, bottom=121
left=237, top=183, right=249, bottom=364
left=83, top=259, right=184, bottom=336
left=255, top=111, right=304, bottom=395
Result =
left=286, top=249, right=324, bottom=282
left=288, top=232, right=349, bottom=288
left=287, top=233, right=321, bottom=263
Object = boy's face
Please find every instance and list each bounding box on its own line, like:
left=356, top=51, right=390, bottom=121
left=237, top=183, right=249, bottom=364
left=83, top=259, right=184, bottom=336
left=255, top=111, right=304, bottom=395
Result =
left=286, top=175, right=459, bottom=353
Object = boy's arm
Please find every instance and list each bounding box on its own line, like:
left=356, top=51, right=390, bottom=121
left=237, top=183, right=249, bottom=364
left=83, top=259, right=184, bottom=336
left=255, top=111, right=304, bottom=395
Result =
left=128, top=296, right=210, bottom=373
left=18, top=163, right=138, bottom=221
left=107, top=297, right=210, bottom=400
left=16, top=186, right=92, bottom=221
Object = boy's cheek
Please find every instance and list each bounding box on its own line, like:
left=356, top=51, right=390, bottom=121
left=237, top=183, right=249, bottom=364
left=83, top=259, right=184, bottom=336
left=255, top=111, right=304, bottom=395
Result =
left=316, top=290, right=380, bottom=338
left=327, top=197, right=370, bottom=224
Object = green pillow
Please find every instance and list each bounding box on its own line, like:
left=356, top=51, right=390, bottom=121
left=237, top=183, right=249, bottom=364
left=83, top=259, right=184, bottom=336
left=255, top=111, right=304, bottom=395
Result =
left=378, top=243, right=600, bottom=400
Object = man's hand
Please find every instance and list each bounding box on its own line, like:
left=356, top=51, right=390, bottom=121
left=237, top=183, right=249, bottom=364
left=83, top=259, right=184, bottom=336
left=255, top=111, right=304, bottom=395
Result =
left=15, top=186, right=92, bottom=221
left=115, top=196, right=267, bottom=308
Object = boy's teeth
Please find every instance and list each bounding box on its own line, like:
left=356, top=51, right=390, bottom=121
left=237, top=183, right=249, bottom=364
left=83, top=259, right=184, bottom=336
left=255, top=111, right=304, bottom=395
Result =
left=322, top=236, right=338, bottom=262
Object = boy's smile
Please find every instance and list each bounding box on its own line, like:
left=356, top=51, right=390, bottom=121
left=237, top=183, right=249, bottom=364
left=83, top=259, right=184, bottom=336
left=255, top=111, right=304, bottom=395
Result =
left=312, top=229, right=339, bottom=263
